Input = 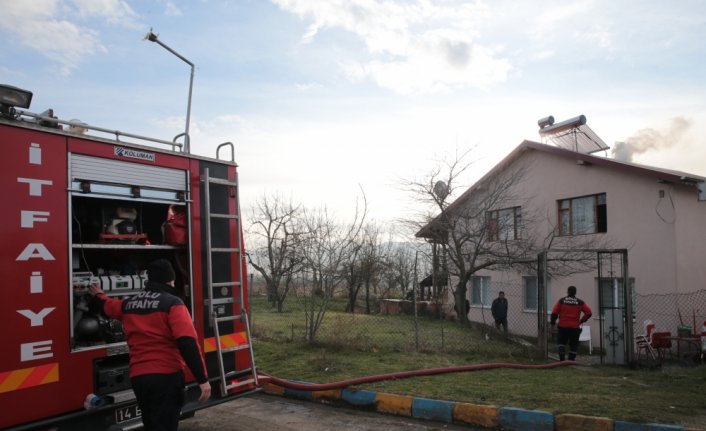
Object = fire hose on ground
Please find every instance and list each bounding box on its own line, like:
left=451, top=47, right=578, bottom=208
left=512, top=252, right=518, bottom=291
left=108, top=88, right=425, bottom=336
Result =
left=255, top=361, right=576, bottom=391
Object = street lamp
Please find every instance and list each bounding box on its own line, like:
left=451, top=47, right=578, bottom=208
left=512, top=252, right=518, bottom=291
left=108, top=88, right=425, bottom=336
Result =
left=144, top=30, right=194, bottom=154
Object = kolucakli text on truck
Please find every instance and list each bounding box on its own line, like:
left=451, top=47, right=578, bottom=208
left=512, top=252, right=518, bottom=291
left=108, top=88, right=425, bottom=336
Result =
left=0, top=83, right=258, bottom=430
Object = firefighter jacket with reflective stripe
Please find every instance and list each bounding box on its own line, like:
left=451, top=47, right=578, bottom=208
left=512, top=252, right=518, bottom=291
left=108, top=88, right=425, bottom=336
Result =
left=550, top=295, right=592, bottom=329
left=95, top=282, right=207, bottom=381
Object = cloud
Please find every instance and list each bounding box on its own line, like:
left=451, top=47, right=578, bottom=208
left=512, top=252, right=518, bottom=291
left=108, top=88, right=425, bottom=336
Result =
left=272, top=0, right=511, bottom=94
left=525, top=1, right=617, bottom=58
left=531, top=1, right=593, bottom=39
left=0, top=0, right=139, bottom=75
left=574, top=26, right=612, bottom=49
left=163, top=1, right=184, bottom=17
left=294, top=82, right=324, bottom=91
left=534, top=49, right=555, bottom=60
left=72, top=0, right=140, bottom=27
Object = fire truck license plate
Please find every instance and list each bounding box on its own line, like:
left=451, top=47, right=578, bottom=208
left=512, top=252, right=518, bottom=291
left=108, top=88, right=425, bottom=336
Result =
left=115, top=404, right=141, bottom=423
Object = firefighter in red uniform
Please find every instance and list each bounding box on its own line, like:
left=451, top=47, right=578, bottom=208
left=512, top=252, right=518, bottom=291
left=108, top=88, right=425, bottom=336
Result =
left=89, top=259, right=211, bottom=431
left=549, top=285, right=592, bottom=361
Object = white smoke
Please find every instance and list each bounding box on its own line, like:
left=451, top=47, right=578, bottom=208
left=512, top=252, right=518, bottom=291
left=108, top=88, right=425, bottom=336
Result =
left=612, top=117, right=692, bottom=162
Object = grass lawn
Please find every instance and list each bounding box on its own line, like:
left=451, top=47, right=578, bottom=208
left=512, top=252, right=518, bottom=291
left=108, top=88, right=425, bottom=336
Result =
left=250, top=296, right=706, bottom=428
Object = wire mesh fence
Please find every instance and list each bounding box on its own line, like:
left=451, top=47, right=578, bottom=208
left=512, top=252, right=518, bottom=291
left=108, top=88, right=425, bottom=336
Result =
left=635, top=288, right=706, bottom=337
left=249, top=275, right=706, bottom=364
left=249, top=279, right=542, bottom=359
left=466, top=279, right=542, bottom=339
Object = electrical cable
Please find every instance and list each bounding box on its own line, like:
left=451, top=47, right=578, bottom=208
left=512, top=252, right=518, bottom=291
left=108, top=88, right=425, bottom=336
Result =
left=654, top=186, right=676, bottom=224
left=72, top=209, right=91, bottom=272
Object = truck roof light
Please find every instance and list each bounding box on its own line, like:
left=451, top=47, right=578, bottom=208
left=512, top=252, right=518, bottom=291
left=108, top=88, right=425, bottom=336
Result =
left=0, top=84, right=33, bottom=118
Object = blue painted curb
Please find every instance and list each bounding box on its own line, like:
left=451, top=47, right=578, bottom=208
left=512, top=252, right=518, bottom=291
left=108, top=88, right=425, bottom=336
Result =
left=499, top=406, right=554, bottom=431
left=411, top=397, right=454, bottom=423
left=283, top=387, right=313, bottom=400
left=341, top=389, right=377, bottom=406
left=614, top=422, right=685, bottom=431
left=266, top=380, right=698, bottom=430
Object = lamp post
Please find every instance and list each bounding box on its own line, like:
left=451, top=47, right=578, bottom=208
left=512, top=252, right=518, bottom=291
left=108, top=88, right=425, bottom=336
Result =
left=145, top=30, right=194, bottom=154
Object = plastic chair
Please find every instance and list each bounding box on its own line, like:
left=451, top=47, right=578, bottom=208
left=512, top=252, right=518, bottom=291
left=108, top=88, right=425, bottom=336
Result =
left=635, top=320, right=657, bottom=361
left=579, top=325, right=592, bottom=355
left=650, top=331, right=672, bottom=361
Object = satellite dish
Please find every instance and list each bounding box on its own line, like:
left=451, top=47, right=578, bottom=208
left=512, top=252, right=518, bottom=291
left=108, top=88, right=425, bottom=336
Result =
left=433, top=181, right=449, bottom=200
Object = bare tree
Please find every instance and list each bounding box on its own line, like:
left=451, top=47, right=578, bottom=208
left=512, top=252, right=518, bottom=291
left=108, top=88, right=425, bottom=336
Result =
left=341, top=228, right=364, bottom=313
left=407, top=150, right=542, bottom=323
left=342, top=222, right=392, bottom=313
left=357, top=223, right=388, bottom=313
left=380, top=243, right=417, bottom=300
left=298, top=199, right=366, bottom=342
left=398, top=148, right=476, bottom=235
left=246, top=193, right=302, bottom=312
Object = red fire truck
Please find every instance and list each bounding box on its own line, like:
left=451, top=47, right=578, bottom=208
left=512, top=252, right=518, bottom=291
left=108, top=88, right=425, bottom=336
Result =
left=0, top=84, right=258, bottom=430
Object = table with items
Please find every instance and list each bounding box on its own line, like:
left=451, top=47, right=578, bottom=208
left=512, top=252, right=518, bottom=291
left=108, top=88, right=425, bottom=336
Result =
left=667, top=336, right=702, bottom=364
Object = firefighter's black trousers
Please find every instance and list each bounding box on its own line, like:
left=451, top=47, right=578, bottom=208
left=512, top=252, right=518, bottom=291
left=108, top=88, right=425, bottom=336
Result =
left=131, top=371, right=185, bottom=431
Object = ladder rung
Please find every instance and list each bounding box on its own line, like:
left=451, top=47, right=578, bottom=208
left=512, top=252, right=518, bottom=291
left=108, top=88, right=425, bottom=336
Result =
left=212, top=247, right=240, bottom=253
left=210, top=213, right=239, bottom=219
left=224, top=368, right=253, bottom=379
left=221, top=343, right=251, bottom=354
left=214, top=315, right=242, bottom=323
left=225, top=378, right=256, bottom=390
left=207, top=177, right=238, bottom=187
left=213, top=281, right=241, bottom=288
left=205, top=297, right=234, bottom=306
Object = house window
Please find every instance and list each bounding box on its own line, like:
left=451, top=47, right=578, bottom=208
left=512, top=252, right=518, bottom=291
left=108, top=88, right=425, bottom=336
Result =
left=487, top=207, right=521, bottom=241
left=470, top=276, right=491, bottom=307
left=558, top=193, right=607, bottom=235
left=523, top=276, right=551, bottom=311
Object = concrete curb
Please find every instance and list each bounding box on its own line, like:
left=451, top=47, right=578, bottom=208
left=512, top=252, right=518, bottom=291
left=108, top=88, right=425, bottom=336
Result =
left=260, top=382, right=704, bottom=431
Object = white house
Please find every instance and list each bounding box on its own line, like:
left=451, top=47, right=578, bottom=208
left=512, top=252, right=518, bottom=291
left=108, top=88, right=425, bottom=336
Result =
left=417, top=133, right=706, bottom=361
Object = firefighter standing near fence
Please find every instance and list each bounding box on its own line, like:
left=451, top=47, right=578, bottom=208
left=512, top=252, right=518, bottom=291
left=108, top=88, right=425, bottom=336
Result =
left=89, top=259, right=211, bottom=431
left=550, top=285, right=592, bottom=361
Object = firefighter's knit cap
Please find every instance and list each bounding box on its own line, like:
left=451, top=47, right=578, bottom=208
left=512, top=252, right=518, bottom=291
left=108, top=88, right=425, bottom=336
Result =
left=147, top=259, right=176, bottom=284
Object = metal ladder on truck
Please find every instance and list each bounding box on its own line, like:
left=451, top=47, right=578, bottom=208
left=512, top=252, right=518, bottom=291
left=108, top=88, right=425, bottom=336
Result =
left=202, top=158, right=258, bottom=397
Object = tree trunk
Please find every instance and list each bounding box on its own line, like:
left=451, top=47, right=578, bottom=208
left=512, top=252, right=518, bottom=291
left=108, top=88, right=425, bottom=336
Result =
left=346, top=284, right=361, bottom=313
left=267, top=282, right=277, bottom=307
left=454, top=279, right=469, bottom=324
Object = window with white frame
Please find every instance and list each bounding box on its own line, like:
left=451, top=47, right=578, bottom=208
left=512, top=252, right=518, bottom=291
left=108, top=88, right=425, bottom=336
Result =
left=487, top=207, right=521, bottom=241
left=470, top=276, right=491, bottom=307
left=558, top=193, right=607, bottom=236
left=523, top=276, right=551, bottom=311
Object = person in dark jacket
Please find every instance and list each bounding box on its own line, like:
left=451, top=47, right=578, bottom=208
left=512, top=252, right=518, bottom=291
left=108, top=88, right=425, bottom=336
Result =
left=491, top=291, right=508, bottom=333
left=550, top=285, right=592, bottom=361
left=89, top=259, right=211, bottom=431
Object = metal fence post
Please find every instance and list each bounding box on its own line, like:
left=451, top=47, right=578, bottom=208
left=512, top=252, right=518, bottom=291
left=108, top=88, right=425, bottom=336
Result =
left=414, top=251, right=420, bottom=352
left=537, top=251, right=548, bottom=359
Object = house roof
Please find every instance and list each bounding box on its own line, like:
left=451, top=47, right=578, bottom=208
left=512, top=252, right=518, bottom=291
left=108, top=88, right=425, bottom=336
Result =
left=416, top=140, right=705, bottom=239
left=419, top=271, right=448, bottom=287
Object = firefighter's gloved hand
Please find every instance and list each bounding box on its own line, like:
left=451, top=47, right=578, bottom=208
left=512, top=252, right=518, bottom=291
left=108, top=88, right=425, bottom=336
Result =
left=88, top=283, right=104, bottom=297
left=198, top=382, right=211, bottom=403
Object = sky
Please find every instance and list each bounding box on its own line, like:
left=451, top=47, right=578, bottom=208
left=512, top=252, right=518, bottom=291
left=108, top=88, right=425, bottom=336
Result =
left=2, top=0, right=705, bottom=225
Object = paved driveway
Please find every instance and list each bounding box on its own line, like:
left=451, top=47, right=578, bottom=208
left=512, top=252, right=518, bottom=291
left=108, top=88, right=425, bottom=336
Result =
left=179, top=392, right=484, bottom=431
